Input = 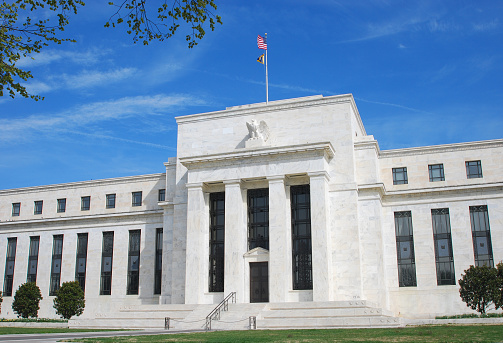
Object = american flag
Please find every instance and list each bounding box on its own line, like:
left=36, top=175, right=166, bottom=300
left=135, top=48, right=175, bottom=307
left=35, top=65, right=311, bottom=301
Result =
left=257, top=35, right=267, bottom=50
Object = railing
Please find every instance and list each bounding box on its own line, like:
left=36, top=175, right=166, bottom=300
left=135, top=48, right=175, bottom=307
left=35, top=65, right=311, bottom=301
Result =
left=205, top=292, right=236, bottom=331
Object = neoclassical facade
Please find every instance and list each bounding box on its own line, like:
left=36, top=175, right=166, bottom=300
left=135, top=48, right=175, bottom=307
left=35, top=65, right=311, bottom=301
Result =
left=0, top=94, right=502, bottom=321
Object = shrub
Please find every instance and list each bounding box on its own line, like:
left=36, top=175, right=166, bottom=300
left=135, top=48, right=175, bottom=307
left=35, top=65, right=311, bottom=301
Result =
left=459, top=265, right=499, bottom=314
left=53, top=281, right=85, bottom=320
left=495, top=262, right=503, bottom=310
left=12, top=282, right=43, bottom=318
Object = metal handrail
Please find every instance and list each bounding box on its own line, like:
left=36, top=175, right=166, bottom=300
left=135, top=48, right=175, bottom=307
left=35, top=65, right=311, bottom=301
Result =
left=205, top=292, right=236, bottom=331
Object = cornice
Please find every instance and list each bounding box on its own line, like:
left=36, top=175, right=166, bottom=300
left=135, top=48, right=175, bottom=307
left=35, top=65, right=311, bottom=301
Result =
left=379, top=139, right=503, bottom=158
left=0, top=173, right=166, bottom=195
left=382, top=181, right=503, bottom=198
left=354, top=139, right=380, bottom=152
left=179, top=142, right=335, bottom=169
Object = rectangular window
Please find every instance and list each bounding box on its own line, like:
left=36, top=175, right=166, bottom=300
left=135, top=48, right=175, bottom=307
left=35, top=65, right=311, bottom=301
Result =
left=429, top=164, right=445, bottom=182
left=466, top=161, right=483, bottom=179
left=394, top=211, right=417, bottom=287
left=154, top=228, right=163, bottom=295
left=470, top=205, right=494, bottom=267
left=248, top=188, right=269, bottom=250
left=127, top=230, right=141, bottom=295
left=132, top=191, right=142, bottom=207
left=431, top=208, right=455, bottom=285
left=291, top=185, right=313, bottom=290
left=158, top=189, right=166, bottom=202
left=100, top=232, right=114, bottom=295
left=106, top=194, right=116, bottom=209
left=27, top=236, right=40, bottom=283
left=81, top=196, right=90, bottom=211
left=50, top=235, right=63, bottom=295
left=392, top=167, right=408, bottom=185
left=12, top=203, right=20, bottom=217
left=34, top=200, right=43, bottom=215
left=3, top=238, right=17, bottom=296
left=57, top=199, right=66, bottom=213
left=209, top=192, right=225, bottom=292
left=75, top=233, right=88, bottom=291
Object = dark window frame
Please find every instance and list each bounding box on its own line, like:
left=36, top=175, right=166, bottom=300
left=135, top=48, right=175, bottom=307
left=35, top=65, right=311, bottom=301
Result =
left=3, top=238, right=17, bottom=296
left=470, top=205, right=494, bottom=267
left=81, top=196, right=90, bottom=211
left=100, top=231, right=114, bottom=295
left=12, top=203, right=20, bottom=217
left=431, top=208, right=455, bottom=285
left=291, top=185, right=313, bottom=290
left=127, top=230, right=141, bottom=295
left=428, top=164, right=445, bottom=182
left=394, top=211, right=417, bottom=287
left=248, top=188, right=269, bottom=250
left=57, top=198, right=66, bottom=213
left=34, top=200, right=43, bottom=215
left=209, top=192, right=225, bottom=293
left=158, top=189, right=166, bottom=202
left=154, top=228, right=163, bottom=295
left=27, top=236, right=40, bottom=283
left=50, top=235, right=63, bottom=296
left=466, top=160, right=483, bottom=179
left=392, top=167, right=408, bottom=185
left=132, top=191, right=142, bottom=207
left=75, top=233, right=88, bottom=292
left=106, top=194, right=116, bottom=209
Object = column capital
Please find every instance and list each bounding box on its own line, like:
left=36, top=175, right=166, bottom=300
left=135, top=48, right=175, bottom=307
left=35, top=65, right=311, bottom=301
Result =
left=223, top=179, right=242, bottom=186
left=185, top=182, right=205, bottom=190
left=307, top=171, right=330, bottom=182
left=266, top=175, right=285, bottom=183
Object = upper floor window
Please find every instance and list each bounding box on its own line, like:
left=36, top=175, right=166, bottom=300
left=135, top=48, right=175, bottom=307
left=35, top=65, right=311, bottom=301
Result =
left=57, top=198, right=66, bottom=213
left=106, top=194, right=116, bottom=209
left=466, top=161, right=483, bottom=179
left=132, top=191, right=142, bottom=207
left=392, top=167, right=408, bottom=185
left=158, top=189, right=166, bottom=202
left=428, top=164, right=445, bottom=182
left=12, top=203, right=20, bottom=217
left=34, top=201, right=43, bottom=215
left=81, top=196, right=90, bottom=211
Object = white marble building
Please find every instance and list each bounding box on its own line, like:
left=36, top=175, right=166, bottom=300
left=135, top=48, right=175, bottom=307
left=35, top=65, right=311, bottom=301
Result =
left=0, top=94, right=501, bottom=320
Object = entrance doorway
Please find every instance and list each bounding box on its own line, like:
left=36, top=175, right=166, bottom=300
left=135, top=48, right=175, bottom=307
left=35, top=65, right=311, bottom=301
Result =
left=250, top=262, right=268, bottom=303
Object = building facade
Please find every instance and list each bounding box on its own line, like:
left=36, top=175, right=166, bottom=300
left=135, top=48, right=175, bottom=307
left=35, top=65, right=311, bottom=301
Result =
left=0, top=94, right=501, bottom=319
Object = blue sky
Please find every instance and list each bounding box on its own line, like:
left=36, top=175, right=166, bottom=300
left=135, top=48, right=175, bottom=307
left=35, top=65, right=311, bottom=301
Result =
left=1, top=0, right=503, bottom=190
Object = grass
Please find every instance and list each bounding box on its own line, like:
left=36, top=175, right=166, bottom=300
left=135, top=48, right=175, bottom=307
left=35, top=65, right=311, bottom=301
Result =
left=0, top=327, right=127, bottom=335
left=436, top=313, right=503, bottom=319
left=65, top=325, right=503, bottom=343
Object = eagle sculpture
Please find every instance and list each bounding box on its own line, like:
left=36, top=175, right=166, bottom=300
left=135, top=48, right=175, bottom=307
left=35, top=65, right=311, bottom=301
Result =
left=246, top=119, right=270, bottom=142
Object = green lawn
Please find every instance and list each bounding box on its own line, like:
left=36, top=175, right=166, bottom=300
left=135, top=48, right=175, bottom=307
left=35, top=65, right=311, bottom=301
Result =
left=66, top=325, right=503, bottom=343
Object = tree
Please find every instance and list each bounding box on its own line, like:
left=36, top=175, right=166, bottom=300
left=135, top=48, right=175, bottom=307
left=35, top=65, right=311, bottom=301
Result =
left=1, top=0, right=221, bottom=100
left=11, top=282, right=43, bottom=318
left=53, top=281, right=85, bottom=320
left=459, top=265, right=499, bottom=314
left=495, top=262, right=503, bottom=310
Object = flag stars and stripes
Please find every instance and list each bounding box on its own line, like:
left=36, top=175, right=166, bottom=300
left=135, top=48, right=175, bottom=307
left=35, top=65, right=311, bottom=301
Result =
left=257, top=35, right=267, bottom=50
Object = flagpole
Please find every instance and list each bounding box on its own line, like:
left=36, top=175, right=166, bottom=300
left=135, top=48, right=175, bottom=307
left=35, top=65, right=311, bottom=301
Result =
left=265, top=33, right=269, bottom=104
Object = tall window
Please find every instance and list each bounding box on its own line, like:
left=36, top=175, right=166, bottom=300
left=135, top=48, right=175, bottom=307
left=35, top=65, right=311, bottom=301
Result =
left=27, top=236, right=40, bottom=283
left=431, top=209, right=455, bottom=285
left=81, top=196, right=90, bottom=211
left=3, top=238, right=17, bottom=296
left=106, top=194, right=116, bottom=209
left=429, top=164, right=445, bottom=182
left=392, top=167, right=408, bottom=185
left=466, top=161, right=483, bottom=179
left=132, top=191, right=142, bottom=206
left=34, top=200, right=43, bottom=215
left=291, top=185, right=313, bottom=290
left=57, top=199, right=66, bottom=213
left=209, top=192, right=225, bottom=292
left=394, top=211, right=417, bottom=287
left=50, top=235, right=63, bottom=295
left=127, top=230, right=141, bottom=295
left=154, top=228, right=163, bottom=295
left=158, top=189, right=165, bottom=202
left=75, top=233, right=88, bottom=291
left=100, top=232, right=114, bottom=295
left=12, top=203, right=20, bottom=216
left=248, top=188, right=269, bottom=250
left=470, top=205, right=494, bottom=267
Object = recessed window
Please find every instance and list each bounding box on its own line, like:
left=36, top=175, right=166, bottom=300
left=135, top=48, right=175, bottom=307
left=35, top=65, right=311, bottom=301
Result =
left=34, top=201, right=43, bottom=215
left=209, top=192, right=225, bottom=293
left=394, top=211, right=417, bottom=287
left=431, top=208, right=455, bottom=285
left=57, top=199, right=66, bottom=213
left=470, top=205, right=493, bottom=267
left=428, top=164, right=445, bottom=182
left=132, top=191, right=142, bottom=207
left=154, top=228, right=163, bottom=295
left=75, top=233, right=88, bottom=292
left=50, top=235, right=64, bottom=296
left=12, top=203, right=20, bottom=217
left=466, top=160, right=483, bottom=179
left=392, top=167, right=408, bottom=185
left=127, top=230, right=141, bottom=295
left=3, top=238, right=17, bottom=296
left=100, top=231, right=114, bottom=295
left=158, top=189, right=166, bottom=202
left=27, top=236, right=40, bottom=283
left=106, top=194, right=116, bottom=209
left=81, top=196, right=90, bottom=211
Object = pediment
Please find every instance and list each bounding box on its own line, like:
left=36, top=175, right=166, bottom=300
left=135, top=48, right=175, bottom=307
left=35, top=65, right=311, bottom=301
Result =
left=243, top=247, right=269, bottom=257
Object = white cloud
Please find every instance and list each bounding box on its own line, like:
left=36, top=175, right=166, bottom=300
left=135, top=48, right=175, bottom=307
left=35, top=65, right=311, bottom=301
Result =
left=16, top=47, right=113, bottom=68
left=472, top=19, right=499, bottom=32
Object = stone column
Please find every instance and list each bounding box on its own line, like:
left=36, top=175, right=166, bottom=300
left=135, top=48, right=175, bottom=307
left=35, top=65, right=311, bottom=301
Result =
left=308, top=171, right=333, bottom=301
left=223, top=179, right=247, bottom=303
left=267, top=175, right=290, bottom=303
left=160, top=203, right=174, bottom=304
left=184, top=183, right=207, bottom=304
